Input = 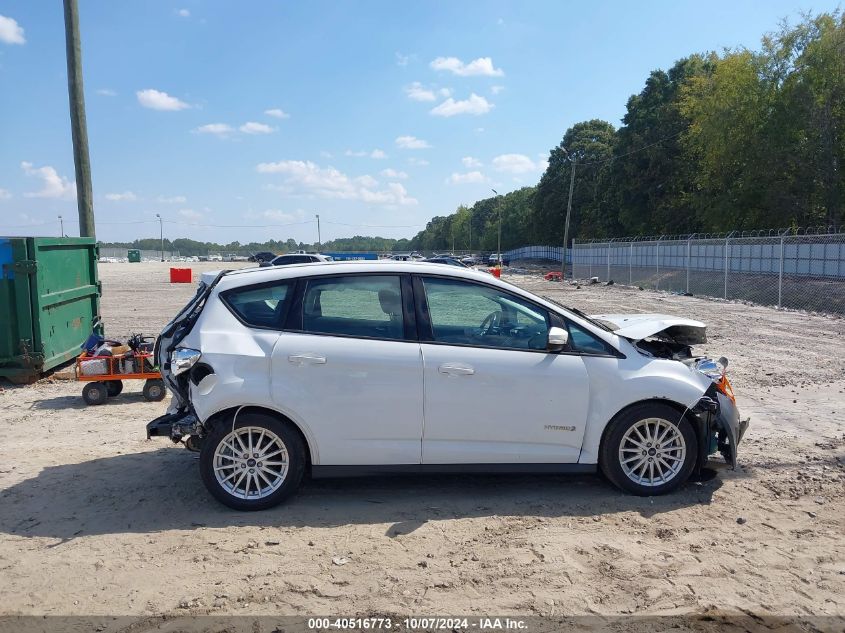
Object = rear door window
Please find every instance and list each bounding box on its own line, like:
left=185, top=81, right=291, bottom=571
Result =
left=300, top=275, right=405, bottom=340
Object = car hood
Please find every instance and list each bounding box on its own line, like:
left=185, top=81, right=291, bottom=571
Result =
left=589, top=313, right=707, bottom=345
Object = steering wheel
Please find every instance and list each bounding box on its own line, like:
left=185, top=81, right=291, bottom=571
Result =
left=477, top=311, right=503, bottom=336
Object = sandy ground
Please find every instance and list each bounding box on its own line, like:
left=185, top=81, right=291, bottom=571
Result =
left=0, top=262, right=843, bottom=622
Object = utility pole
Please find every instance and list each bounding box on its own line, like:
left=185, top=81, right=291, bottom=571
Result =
left=315, top=214, right=321, bottom=251
left=156, top=214, right=164, bottom=261
left=63, top=0, right=95, bottom=238
left=491, top=189, right=501, bottom=263
left=58, top=215, right=64, bottom=237
left=561, top=157, right=576, bottom=280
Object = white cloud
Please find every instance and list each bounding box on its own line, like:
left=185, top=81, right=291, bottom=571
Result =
left=240, top=121, right=276, bottom=134
left=20, top=162, right=76, bottom=199
left=345, top=149, right=387, bottom=159
left=492, top=153, right=545, bottom=174
left=395, top=52, right=411, bottom=67
left=395, top=135, right=431, bottom=149
left=176, top=8, right=190, bottom=17
left=462, top=156, right=482, bottom=168
left=104, top=191, right=137, bottom=201
left=0, top=15, right=26, bottom=45
left=430, top=93, right=493, bottom=117
left=96, top=88, right=117, bottom=97
left=264, top=108, right=290, bottom=119
left=490, top=85, right=505, bottom=95
left=193, top=123, right=234, bottom=137
left=430, top=56, right=504, bottom=77
left=258, top=209, right=306, bottom=223
left=380, top=168, right=408, bottom=179
left=0, top=188, right=11, bottom=200
left=256, top=160, right=417, bottom=206
left=446, top=171, right=487, bottom=185
left=157, top=195, right=187, bottom=204
left=405, top=82, right=436, bottom=102
left=408, top=157, right=429, bottom=166
left=178, top=208, right=202, bottom=221
left=136, top=89, right=190, bottom=111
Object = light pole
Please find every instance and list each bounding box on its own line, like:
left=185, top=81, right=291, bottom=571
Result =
left=315, top=214, right=321, bottom=251
left=561, top=149, right=577, bottom=280
left=58, top=215, right=64, bottom=237
left=491, top=189, right=501, bottom=264
left=156, top=213, right=164, bottom=261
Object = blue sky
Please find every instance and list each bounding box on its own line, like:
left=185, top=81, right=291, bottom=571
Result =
left=0, top=1, right=838, bottom=245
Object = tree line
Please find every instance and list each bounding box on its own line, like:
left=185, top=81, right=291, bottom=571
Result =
left=407, top=12, right=844, bottom=251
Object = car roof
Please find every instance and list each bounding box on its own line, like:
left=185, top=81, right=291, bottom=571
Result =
left=215, top=260, right=495, bottom=289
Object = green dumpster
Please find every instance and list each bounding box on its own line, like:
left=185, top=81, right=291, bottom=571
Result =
left=0, top=237, right=101, bottom=383
left=127, top=249, right=141, bottom=263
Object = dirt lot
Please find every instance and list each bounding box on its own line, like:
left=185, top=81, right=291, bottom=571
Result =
left=0, top=262, right=843, bottom=622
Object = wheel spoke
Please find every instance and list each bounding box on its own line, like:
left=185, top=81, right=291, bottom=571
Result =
left=256, top=468, right=275, bottom=489
left=261, top=447, right=287, bottom=460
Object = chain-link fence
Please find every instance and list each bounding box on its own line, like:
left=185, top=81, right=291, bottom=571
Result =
left=570, top=228, right=845, bottom=314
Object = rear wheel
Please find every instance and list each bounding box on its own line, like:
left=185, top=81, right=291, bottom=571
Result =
left=600, top=403, right=697, bottom=496
left=82, top=382, right=107, bottom=406
left=200, top=412, right=306, bottom=510
left=142, top=379, right=166, bottom=402
left=106, top=380, right=123, bottom=397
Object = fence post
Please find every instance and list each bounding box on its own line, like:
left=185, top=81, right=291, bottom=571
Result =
left=686, top=234, right=693, bottom=294
left=778, top=234, right=785, bottom=308
left=571, top=240, right=576, bottom=280
left=656, top=237, right=662, bottom=290
left=723, top=232, right=733, bottom=299
left=629, top=241, right=633, bottom=285
left=607, top=239, right=612, bottom=281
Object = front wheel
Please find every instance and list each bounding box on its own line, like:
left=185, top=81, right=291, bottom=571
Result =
left=600, top=403, right=697, bottom=496
left=200, top=413, right=306, bottom=510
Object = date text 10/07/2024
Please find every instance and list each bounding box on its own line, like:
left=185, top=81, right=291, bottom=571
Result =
left=307, top=617, right=529, bottom=630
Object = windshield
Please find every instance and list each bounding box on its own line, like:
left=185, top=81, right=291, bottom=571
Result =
left=541, top=295, right=617, bottom=333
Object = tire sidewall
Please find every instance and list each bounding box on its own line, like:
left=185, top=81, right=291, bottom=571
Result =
left=82, top=382, right=106, bottom=405
left=199, top=412, right=306, bottom=511
left=601, top=403, right=698, bottom=496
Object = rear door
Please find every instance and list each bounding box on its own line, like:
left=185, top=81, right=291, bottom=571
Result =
left=270, top=273, right=423, bottom=465
left=415, top=275, right=590, bottom=463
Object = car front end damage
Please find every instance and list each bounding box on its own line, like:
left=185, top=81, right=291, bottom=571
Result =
left=592, top=312, right=750, bottom=471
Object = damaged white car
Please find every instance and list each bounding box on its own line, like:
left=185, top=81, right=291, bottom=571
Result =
left=148, top=262, right=748, bottom=510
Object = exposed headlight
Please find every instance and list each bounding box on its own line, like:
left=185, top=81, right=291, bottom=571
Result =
left=171, top=348, right=201, bottom=376
left=695, top=356, right=735, bottom=404
left=695, top=356, right=728, bottom=380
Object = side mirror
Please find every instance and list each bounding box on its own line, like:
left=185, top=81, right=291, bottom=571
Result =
left=546, top=326, right=569, bottom=352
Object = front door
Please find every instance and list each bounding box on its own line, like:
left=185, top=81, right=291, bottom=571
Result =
left=417, top=276, right=590, bottom=463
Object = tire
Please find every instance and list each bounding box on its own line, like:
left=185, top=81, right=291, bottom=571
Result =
left=82, top=382, right=107, bottom=406
left=142, top=379, right=166, bottom=402
left=106, top=380, right=123, bottom=397
left=600, top=403, right=698, bottom=496
left=200, top=412, right=306, bottom=511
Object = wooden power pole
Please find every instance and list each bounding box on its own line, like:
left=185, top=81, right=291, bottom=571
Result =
left=63, top=0, right=96, bottom=238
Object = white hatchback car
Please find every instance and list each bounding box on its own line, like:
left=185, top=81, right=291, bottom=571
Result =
left=148, top=262, right=747, bottom=510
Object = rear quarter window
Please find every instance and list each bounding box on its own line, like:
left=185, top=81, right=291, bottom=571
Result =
left=221, top=281, right=292, bottom=328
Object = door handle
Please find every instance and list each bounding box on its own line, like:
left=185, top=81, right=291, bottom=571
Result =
left=438, top=363, right=474, bottom=376
left=288, top=353, right=327, bottom=365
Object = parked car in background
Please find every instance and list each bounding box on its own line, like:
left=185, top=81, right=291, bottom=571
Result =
left=149, top=261, right=747, bottom=511
left=423, top=256, right=468, bottom=267
left=260, top=253, right=333, bottom=267
left=487, top=253, right=510, bottom=266
left=461, top=255, right=481, bottom=266
left=249, top=252, right=277, bottom=264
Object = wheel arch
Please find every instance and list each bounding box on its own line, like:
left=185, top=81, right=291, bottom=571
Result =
left=203, top=405, right=315, bottom=472
left=596, top=397, right=701, bottom=468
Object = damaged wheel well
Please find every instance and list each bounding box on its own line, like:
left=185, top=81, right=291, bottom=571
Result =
left=598, top=398, right=706, bottom=468
left=204, top=406, right=314, bottom=473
